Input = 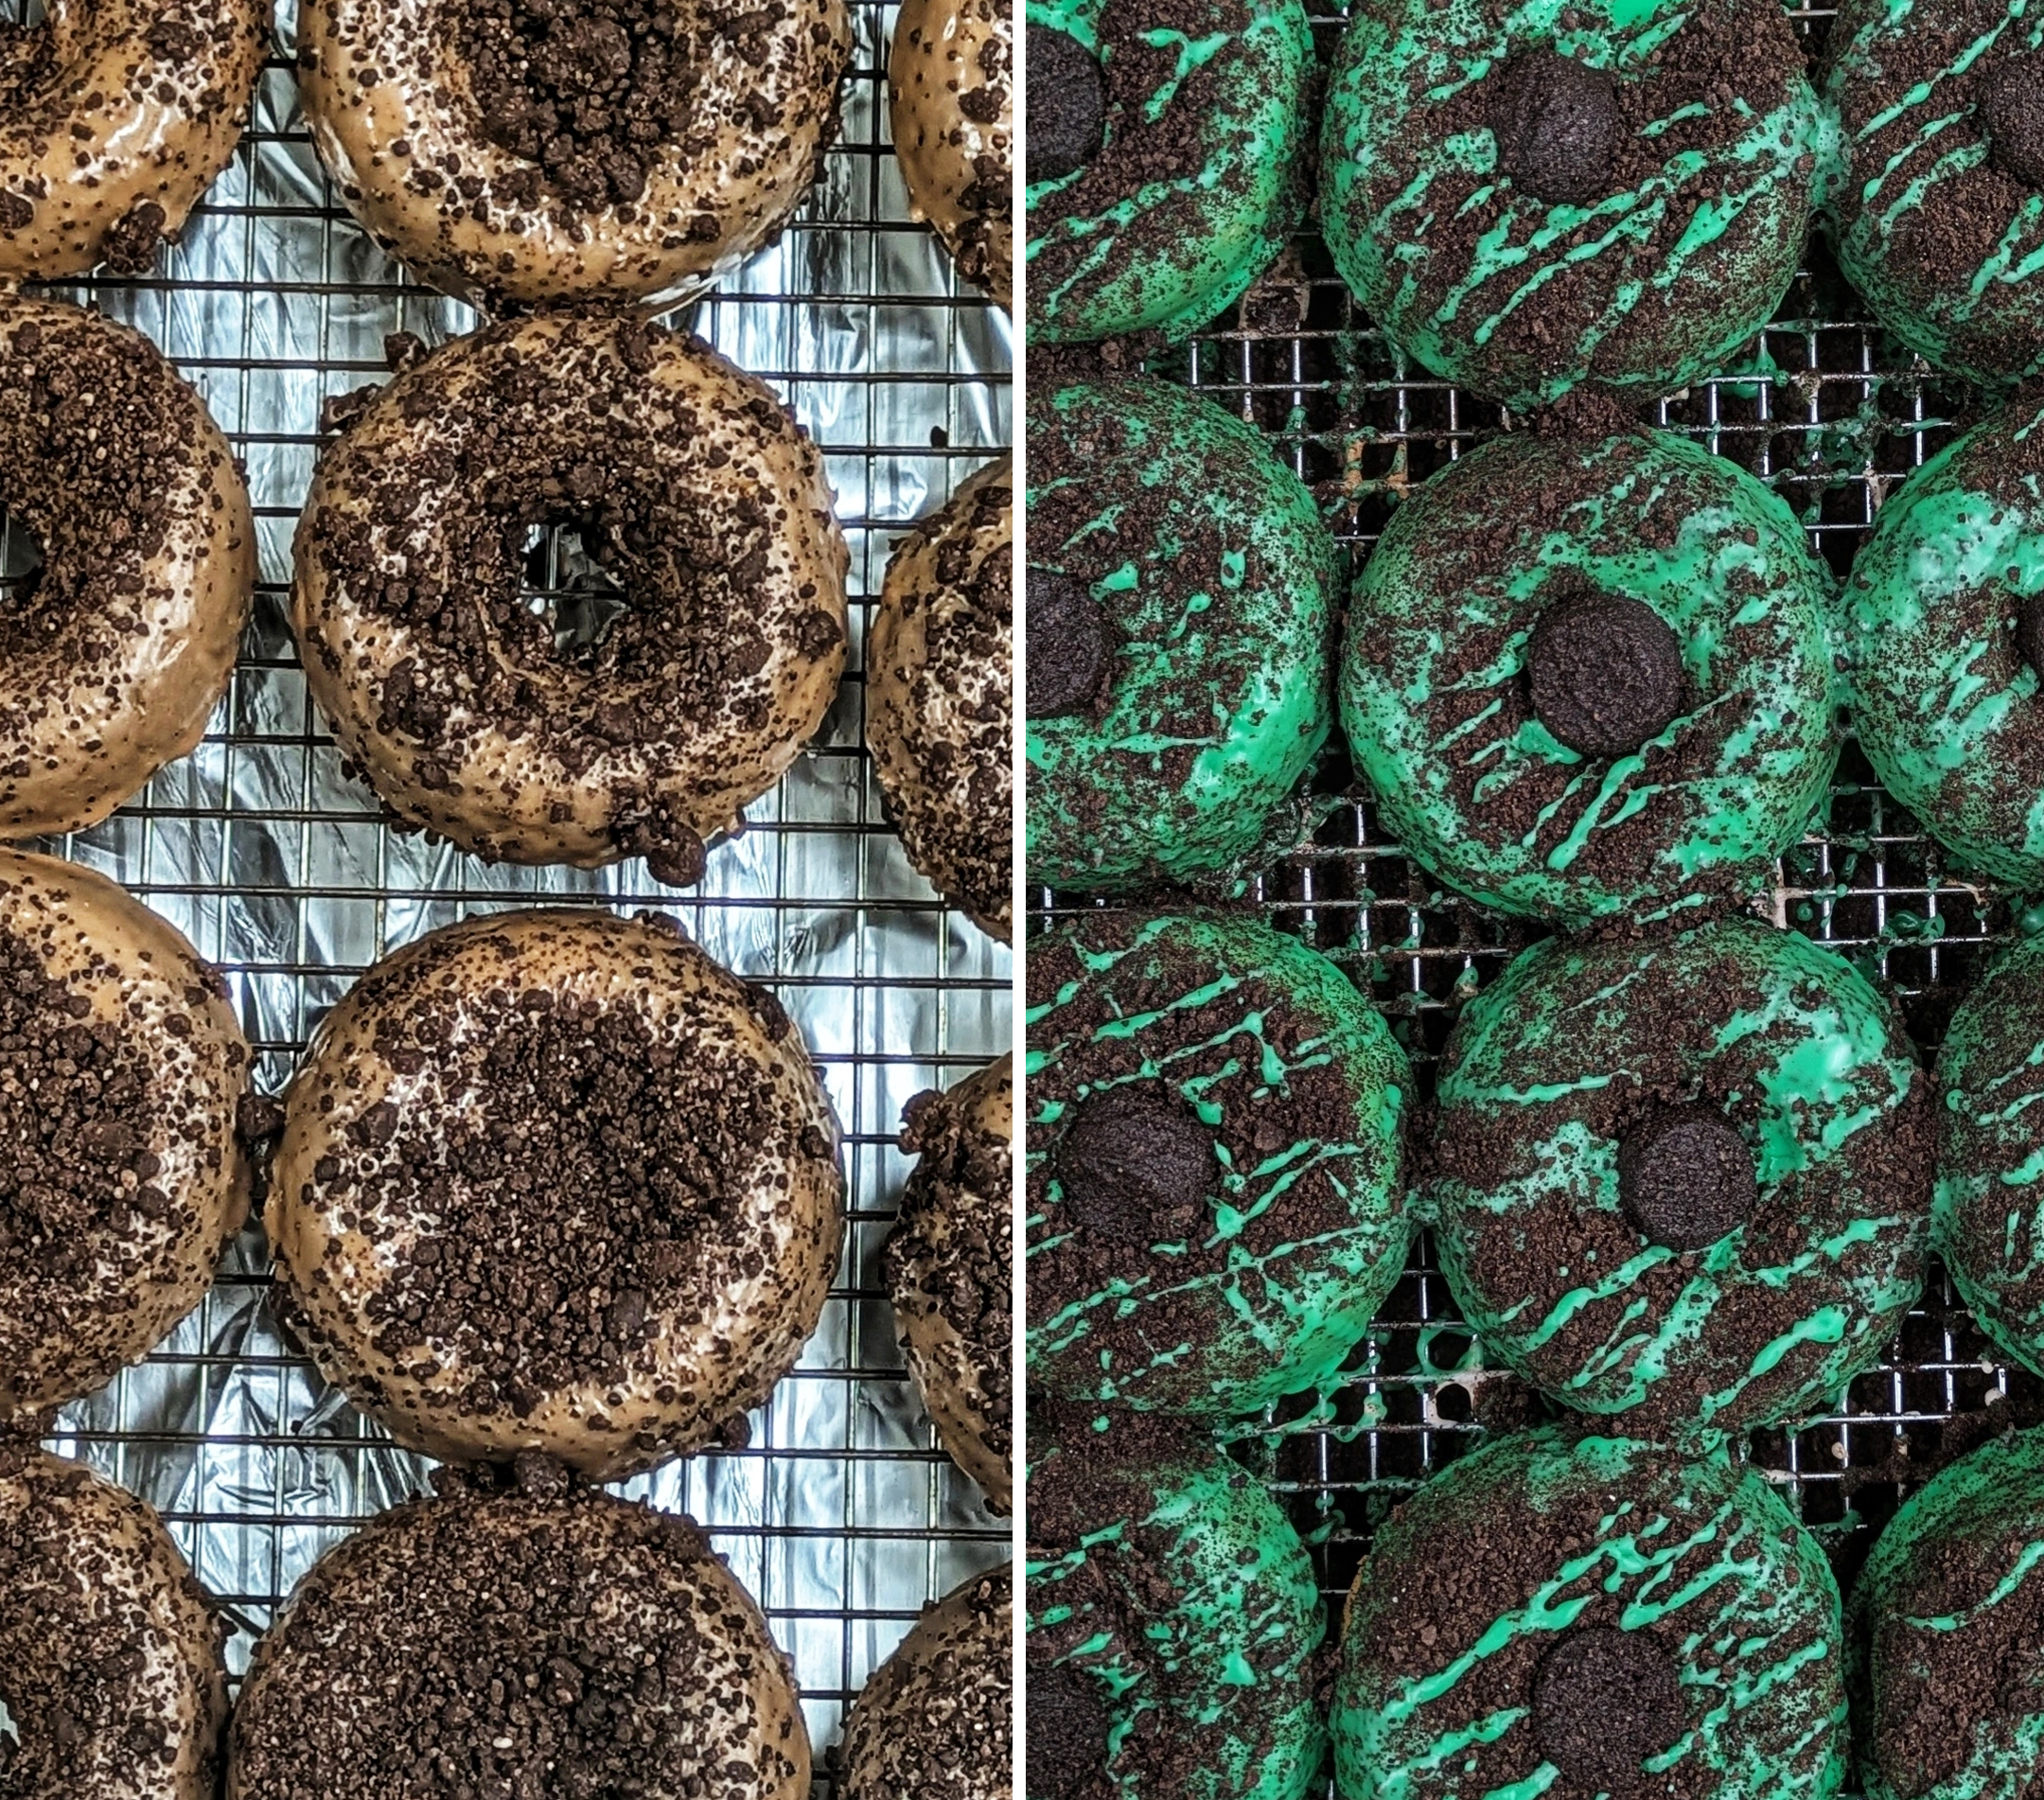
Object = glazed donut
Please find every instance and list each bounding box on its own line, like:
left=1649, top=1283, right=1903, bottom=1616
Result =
left=0, top=0, right=265, bottom=280
left=0, top=1447, right=227, bottom=1799
left=229, top=1476, right=809, bottom=1800
left=0, top=298, right=255, bottom=840
left=0, top=848, right=250, bottom=1428
left=295, top=0, right=853, bottom=310
left=268, top=908, right=844, bottom=1482
left=890, top=0, right=1013, bottom=297
left=869, top=455, right=1012, bottom=939
left=291, top=313, right=849, bottom=880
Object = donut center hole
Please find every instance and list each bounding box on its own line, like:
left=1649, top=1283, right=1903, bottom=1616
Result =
left=1533, top=1626, right=1684, bottom=1793
left=1027, top=25, right=1106, bottom=184
left=520, top=515, right=630, bottom=664
left=0, top=511, right=43, bottom=615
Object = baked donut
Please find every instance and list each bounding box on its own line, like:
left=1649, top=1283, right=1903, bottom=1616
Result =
left=886, top=1055, right=1012, bottom=1511
left=0, top=0, right=265, bottom=280
left=0, top=1446, right=227, bottom=1798
left=0, top=298, right=255, bottom=840
left=295, top=0, right=852, bottom=311
left=0, top=848, right=251, bottom=1427
left=890, top=0, right=1012, bottom=297
left=292, top=312, right=849, bottom=880
left=268, top=908, right=843, bottom=1482
left=870, top=455, right=1012, bottom=939
left=229, top=1475, right=809, bottom=1799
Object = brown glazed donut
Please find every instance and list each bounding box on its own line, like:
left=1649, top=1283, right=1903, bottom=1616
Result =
left=0, top=299, right=255, bottom=840
left=268, top=908, right=844, bottom=1482
left=295, top=0, right=852, bottom=310
left=228, top=1477, right=809, bottom=1800
left=868, top=455, right=1012, bottom=939
left=292, top=313, right=850, bottom=881
left=0, top=0, right=265, bottom=280
left=0, top=1447, right=228, bottom=1800
left=889, top=0, right=1012, bottom=296
left=0, top=849, right=251, bottom=1428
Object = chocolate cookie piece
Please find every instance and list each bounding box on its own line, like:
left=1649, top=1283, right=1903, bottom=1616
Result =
left=1616, top=1104, right=1761, bottom=1252
left=1489, top=51, right=1622, bottom=208
left=1025, top=567, right=1111, bottom=720
left=1027, top=25, right=1104, bottom=184
left=1524, top=588, right=1687, bottom=760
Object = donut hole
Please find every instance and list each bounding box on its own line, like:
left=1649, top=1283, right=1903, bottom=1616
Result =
left=518, top=514, right=629, bottom=662
left=0, top=510, right=44, bottom=617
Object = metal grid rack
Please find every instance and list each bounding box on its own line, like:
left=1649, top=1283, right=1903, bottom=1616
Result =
left=23, top=1, right=1013, bottom=1785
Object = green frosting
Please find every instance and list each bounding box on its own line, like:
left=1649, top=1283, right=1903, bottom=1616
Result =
left=1318, top=0, right=1829, bottom=407
left=1340, top=426, right=1838, bottom=928
left=1028, top=376, right=1337, bottom=892
left=1334, top=1428, right=1848, bottom=1799
left=1026, top=910, right=1411, bottom=1417
left=1843, top=392, right=2044, bottom=891
left=1025, top=0, right=1313, bottom=343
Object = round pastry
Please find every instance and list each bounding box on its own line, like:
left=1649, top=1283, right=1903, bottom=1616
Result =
left=1320, top=0, right=1827, bottom=407
left=228, top=1477, right=808, bottom=1799
left=0, top=299, right=256, bottom=839
left=870, top=455, right=1012, bottom=940
left=1824, top=2, right=2044, bottom=386
left=840, top=1564, right=1011, bottom=1800
left=887, top=1054, right=1012, bottom=1512
left=0, top=1446, right=227, bottom=1798
left=0, top=0, right=265, bottom=280
left=295, top=0, right=852, bottom=311
left=1341, top=423, right=1838, bottom=927
left=1430, top=918, right=1932, bottom=1441
left=890, top=0, right=1012, bottom=297
left=1027, top=911, right=1409, bottom=1419
left=292, top=312, right=849, bottom=879
left=0, top=848, right=251, bottom=1426
left=1027, top=1408, right=1326, bottom=1800
left=1027, top=375, right=1336, bottom=892
left=268, top=908, right=843, bottom=1482
left=1024, top=0, right=1313, bottom=343
left=1844, top=390, right=2044, bottom=890
left=1334, top=1426, right=1848, bottom=1799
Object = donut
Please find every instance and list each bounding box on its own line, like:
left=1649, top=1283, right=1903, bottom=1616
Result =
left=0, top=1447, right=227, bottom=1798
left=1429, top=918, right=1933, bottom=1441
left=0, top=0, right=265, bottom=280
left=1319, top=0, right=1827, bottom=407
left=1341, top=423, right=1838, bottom=927
left=869, top=455, right=1012, bottom=940
left=887, top=1054, right=1012, bottom=1512
left=1027, top=1408, right=1326, bottom=1800
left=228, top=1474, right=809, bottom=1799
left=1844, top=390, right=2044, bottom=890
left=0, top=848, right=251, bottom=1427
left=267, top=908, right=843, bottom=1482
left=1028, top=375, right=1336, bottom=892
left=890, top=0, right=1013, bottom=297
left=1027, top=912, right=1410, bottom=1420
left=294, top=0, right=852, bottom=311
left=0, top=298, right=256, bottom=840
left=1334, top=1427, right=1849, bottom=1799
left=839, top=1564, right=1011, bottom=1800
left=291, top=313, right=849, bottom=881
left=1025, top=0, right=1313, bottom=343
left=1824, top=1, right=2044, bottom=387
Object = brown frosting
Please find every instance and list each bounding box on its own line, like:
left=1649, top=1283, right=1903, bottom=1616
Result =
left=889, top=0, right=1012, bottom=298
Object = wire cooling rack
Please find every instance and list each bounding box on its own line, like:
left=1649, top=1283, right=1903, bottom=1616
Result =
left=21, top=1, right=1013, bottom=1784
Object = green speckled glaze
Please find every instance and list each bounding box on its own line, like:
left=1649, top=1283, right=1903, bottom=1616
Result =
left=1317, top=0, right=1830, bottom=407
left=1334, top=1428, right=1848, bottom=1800
left=1025, top=0, right=1313, bottom=343
left=1026, top=911, right=1410, bottom=1417
left=1340, top=427, right=1839, bottom=927
left=1028, top=376, right=1337, bottom=892
left=1844, top=393, right=2044, bottom=891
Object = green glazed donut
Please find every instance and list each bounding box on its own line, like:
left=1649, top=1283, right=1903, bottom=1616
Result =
left=1024, top=0, right=1313, bottom=344
left=1027, top=1408, right=1326, bottom=1800
left=1430, top=918, right=1932, bottom=1442
left=1339, top=425, right=1839, bottom=929
left=1823, top=0, right=2044, bottom=387
left=1844, top=392, right=2044, bottom=891
left=1318, top=0, right=1829, bottom=407
left=1027, top=375, right=1337, bottom=893
left=1334, top=1427, right=1849, bottom=1800
left=1026, top=910, right=1410, bottom=1419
